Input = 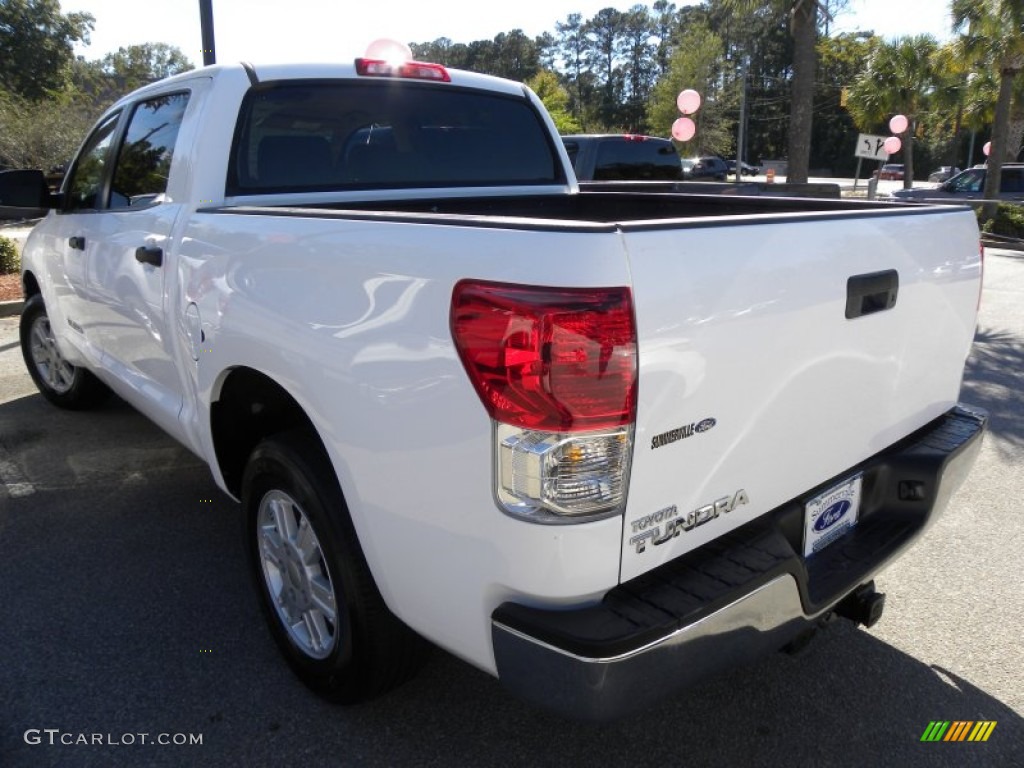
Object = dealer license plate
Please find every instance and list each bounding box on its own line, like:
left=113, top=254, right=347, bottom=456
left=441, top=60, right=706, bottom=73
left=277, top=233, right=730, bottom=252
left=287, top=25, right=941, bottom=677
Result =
left=803, top=474, right=862, bottom=557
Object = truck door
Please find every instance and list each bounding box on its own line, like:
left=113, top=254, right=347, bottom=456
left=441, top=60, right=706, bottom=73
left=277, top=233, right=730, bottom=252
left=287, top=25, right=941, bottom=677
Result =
left=45, top=111, right=124, bottom=367
left=68, top=91, right=193, bottom=441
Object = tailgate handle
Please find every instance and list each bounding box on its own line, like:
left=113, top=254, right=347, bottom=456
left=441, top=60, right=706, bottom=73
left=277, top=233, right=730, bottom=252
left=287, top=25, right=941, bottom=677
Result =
left=846, top=269, right=898, bottom=319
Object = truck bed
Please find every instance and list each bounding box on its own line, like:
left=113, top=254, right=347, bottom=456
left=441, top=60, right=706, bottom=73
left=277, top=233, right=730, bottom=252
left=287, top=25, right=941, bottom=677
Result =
left=218, top=190, right=951, bottom=230
left=193, top=192, right=982, bottom=589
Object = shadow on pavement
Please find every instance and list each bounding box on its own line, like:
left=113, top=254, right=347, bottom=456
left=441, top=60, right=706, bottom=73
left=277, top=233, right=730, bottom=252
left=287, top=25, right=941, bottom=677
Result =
left=962, top=325, right=1024, bottom=461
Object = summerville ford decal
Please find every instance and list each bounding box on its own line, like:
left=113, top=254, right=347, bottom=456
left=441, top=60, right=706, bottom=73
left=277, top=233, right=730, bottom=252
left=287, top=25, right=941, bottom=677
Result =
left=803, top=474, right=862, bottom=557
left=650, top=417, right=717, bottom=450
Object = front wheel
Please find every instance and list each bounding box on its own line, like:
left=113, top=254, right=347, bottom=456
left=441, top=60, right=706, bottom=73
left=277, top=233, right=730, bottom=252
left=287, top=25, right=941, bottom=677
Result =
left=20, top=294, right=108, bottom=409
left=242, top=430, right=427, bottom=703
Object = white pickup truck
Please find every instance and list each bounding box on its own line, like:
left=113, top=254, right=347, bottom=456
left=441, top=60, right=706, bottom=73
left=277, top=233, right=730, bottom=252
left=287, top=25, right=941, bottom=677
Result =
left=5, top=58, right=986, bottom=721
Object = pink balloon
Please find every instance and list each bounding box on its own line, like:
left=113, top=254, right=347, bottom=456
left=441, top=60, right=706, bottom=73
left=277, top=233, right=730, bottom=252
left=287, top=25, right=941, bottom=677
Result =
left=983, top=141, right=992, bottom=157
left=676, top=89, right=701, bottom=115
left=364, top=38, right=412, bottom=63
left=671, top=117, right=696, bottom=142
left=889, top=114, right=909, bottom=134
left=883, top=136, right=902, bottom=154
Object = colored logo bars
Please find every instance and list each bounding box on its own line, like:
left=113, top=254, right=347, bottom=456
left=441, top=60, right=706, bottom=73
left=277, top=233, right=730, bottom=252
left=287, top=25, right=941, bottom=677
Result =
left=920, top=721, right=997, bottom=742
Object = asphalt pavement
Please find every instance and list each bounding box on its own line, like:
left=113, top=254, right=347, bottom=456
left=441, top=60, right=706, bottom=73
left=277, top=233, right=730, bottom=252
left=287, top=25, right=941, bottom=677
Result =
left=0, top=251, right=1021, bottom=767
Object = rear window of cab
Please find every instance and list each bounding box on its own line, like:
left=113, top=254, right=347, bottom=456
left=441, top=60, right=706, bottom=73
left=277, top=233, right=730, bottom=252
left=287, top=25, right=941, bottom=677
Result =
left=227, top=81, right=564, bottom=195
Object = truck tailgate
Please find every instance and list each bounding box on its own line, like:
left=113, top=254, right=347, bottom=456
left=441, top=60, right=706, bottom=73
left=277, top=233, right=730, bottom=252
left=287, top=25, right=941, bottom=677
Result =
left=621, top=206, right=981, bottom=581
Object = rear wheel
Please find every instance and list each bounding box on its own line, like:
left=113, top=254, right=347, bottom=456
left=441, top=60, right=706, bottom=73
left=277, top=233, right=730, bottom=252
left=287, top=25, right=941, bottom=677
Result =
left=242, top=430, right=427, bottom=702
left=20, top=294, right=108, bottom=409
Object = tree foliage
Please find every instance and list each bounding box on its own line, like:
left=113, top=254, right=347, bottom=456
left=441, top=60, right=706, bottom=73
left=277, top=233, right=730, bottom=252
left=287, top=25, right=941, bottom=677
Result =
left=0, top=90, right=96, bottom=169
left=527, top=70, right=582, bottom=133
left=0, top=0, right=94, bottom=99
left=554, top=13, right=594, bottom=128
left=404, top=0, right=1018, bottom=180
left=620, top=5, right=658, bottom=131
left=952, top=0, right=1024, bottom=212
left=410, top=31, right=543, bottom=83
left=813, top=33, right=872, bottom=176
left=0, top=1, right=192, bottom=171
left=99, top=43, right=194, bottom=93
left=647, top=21, right=733, bottom=155
left=720, top=0, right=847, bottom=182
left=3, top=0, right=1017, bottom=187
left=847, top=35, right=940, bottom=188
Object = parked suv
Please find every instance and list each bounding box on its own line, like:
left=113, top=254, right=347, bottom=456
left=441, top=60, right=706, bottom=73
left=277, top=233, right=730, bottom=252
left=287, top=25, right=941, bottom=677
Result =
left=561, top=134, right=683, bottom=181
left=890, top=164, right=1024, bottom=202
left=684, top=156, right=729, bottom=180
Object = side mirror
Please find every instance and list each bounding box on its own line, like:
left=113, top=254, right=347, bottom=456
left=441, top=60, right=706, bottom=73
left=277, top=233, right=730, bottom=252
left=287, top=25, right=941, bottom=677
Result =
left=0, top=169, right=56, bottom=219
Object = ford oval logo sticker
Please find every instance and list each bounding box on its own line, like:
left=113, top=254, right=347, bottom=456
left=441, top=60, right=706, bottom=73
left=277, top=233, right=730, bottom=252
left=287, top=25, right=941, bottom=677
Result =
left=695, top=418, right=717, bottom=433
left=814, top=500, right=851, bottom=532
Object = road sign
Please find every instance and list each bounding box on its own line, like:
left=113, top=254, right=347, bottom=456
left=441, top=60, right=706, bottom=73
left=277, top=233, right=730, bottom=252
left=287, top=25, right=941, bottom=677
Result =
left=855, top=134, right=890, bottom=161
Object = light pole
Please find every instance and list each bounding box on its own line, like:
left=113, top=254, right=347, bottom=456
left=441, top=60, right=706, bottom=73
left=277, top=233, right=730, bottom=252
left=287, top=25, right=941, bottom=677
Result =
left=735, top=56, right=747, bottom=183
left=199, top=0, right=216, bottom=66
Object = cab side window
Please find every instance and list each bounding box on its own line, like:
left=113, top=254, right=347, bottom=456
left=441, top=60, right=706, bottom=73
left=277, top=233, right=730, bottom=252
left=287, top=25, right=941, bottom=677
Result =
left=109, top=92, right=190, bottom=209
left=64, top=113, right=121, bottom=211
left=949, top=169, right=983, bottom=193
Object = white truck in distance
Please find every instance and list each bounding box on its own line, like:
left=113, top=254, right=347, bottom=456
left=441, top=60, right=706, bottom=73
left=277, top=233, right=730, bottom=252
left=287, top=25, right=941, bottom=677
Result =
left=6, top=57, right=987, bottom=721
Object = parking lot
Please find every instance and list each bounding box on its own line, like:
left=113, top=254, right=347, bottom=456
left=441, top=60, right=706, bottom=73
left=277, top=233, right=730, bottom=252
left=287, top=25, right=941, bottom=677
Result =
left=1, top=250, right=1022, bottom=767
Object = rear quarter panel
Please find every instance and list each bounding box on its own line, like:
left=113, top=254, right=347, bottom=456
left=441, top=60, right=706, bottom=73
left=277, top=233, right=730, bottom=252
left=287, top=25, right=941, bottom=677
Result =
left=177, top=210, right=632, bottom=672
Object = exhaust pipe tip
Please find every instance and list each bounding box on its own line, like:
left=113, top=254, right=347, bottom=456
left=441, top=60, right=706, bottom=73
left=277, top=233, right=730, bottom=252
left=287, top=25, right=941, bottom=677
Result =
left=835, top=581, right=886, bottom=628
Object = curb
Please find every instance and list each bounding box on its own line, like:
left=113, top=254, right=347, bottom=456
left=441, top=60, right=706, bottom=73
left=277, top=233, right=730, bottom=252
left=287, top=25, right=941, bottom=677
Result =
left=0, top=299, right=24, bottom=318
left=981, top=234, right=1024, bottom=252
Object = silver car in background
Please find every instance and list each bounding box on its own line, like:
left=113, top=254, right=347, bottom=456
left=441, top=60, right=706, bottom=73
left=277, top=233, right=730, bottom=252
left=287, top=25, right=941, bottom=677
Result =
left=890, top=164, right=1024, bottom=202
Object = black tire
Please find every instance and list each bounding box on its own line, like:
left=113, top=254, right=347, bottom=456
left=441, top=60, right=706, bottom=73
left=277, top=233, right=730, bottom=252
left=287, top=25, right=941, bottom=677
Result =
left=242, top=430, right=428, bottom=703
left=20, top=294, right=108, bottom=410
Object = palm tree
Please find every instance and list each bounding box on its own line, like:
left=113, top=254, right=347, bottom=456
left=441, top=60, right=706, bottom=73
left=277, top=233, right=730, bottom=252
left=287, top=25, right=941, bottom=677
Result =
left=952, top=0, right=1024, bottom=214
left=929, top=43, right=999, bottom=169
left=848, top=35, right=940, bottom=189
left=933, top=41, right=970, bottom=168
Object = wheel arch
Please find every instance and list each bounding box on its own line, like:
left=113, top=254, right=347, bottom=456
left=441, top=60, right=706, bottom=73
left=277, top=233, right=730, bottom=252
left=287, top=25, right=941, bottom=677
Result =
left=210, top=366, right=332, bottom=499
left=22, top=269, right=41, bottom=299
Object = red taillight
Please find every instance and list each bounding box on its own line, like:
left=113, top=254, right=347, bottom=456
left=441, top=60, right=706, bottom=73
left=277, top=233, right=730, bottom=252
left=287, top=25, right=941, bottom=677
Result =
left=355, top=58, right=451, bottom=82
left=451, top=281, right=637, bottom=432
